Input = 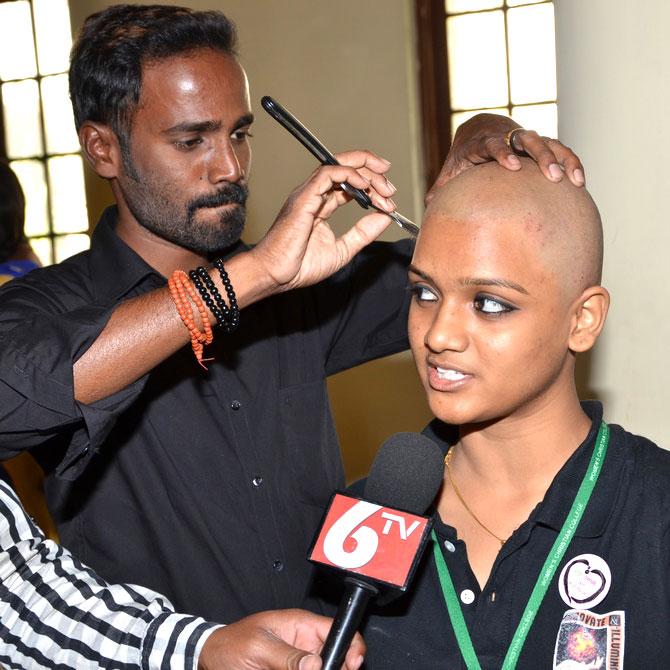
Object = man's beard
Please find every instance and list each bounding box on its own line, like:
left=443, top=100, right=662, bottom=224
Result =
left=122, top=173, right=249, bottom=255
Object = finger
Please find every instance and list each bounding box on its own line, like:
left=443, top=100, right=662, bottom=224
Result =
left=356, top=166, right=397, bottom=198
left=476, top=135, right=523, bottom=171
left=333, top=212, right=394, bottom=269
left=334, top=149, right=392, bottom=175
left=343, top=631, right=366, bottom=670
left=543, top=138, right=585, bottom=186
left=312, top=165, right=395, bottom=213
left=513, top=130, right=564, bottom=182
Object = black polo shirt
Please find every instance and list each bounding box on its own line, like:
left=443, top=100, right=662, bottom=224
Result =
left=350, top=402, right=670, bottom=668
left=0, top=207, right=412, bottom=622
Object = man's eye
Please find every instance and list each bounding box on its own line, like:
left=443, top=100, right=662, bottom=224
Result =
left=411, top=285, right=438, bottom=303
left=474, top=295, right=515, bottom=315
left=232, top=129, right=253, bottom=141
left=175, top=138, right=203, bottom=150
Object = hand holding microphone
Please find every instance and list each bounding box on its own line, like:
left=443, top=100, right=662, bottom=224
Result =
left=308, top=433, right=444, bottom=670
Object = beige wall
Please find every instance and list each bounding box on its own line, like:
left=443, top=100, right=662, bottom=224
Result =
left=555, top=1, right=670, bottom=449
left=69, top=1, right=432, bottom=481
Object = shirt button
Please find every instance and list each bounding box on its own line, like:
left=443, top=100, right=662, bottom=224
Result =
left=252, top=476, right=263, bottom=487
left=460, top=589, right=475, bottom=605
left=230, top=400, right=241, bottom=410
left=273, top=560, right=284, bottom=572
left=443, top=540, right=456, bottom=553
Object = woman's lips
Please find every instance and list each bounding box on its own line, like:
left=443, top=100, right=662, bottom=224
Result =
left=427, top=364, right=473, bottom=391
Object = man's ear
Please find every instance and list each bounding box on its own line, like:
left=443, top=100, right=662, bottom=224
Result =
left=568, top=286, right=610, bottom=353
left=78, top=121, right=122, bottom=179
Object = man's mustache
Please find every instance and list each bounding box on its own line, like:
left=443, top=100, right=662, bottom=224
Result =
left=188, top=182, right=248, bottom=213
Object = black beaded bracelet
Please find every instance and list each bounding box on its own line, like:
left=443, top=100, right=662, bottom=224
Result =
left=188, top=269, right=227, bottom=327
left=189, top=265, right=239, bottom=333
left=213, top=258, right=239, bottom=330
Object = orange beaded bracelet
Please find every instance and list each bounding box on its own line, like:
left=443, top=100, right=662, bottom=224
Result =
left=168, top=270, right=214, bottom=369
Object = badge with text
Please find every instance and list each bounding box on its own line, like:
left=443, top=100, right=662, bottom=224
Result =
left=559, top=554, right=612, bottom=610
left=308, top=492, right=432, bottom=590
left=553, top=609, right=625, bottom=670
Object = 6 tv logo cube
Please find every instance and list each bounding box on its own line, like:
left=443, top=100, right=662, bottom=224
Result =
left=309, top=493, right=433, bottom=590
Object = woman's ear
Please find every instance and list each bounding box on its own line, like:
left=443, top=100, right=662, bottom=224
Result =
left=568, top=285, right=610, bottom=353
left=78, top=122, right=121, bottom=179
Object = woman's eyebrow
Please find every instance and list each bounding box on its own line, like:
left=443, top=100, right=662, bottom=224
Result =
left=460, top=277, right=529, bottom=295
left=408, top=264, right=434, bottom=282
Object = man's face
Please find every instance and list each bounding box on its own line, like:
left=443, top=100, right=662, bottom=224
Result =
left=116, top=49, right=253, bottom=254
left=408, top=212, right=576, bottom=428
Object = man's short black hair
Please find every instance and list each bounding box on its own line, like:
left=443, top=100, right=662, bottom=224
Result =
left=0, top=161, right=26, bottom=264
left=69, top=4, right=238, bottom=150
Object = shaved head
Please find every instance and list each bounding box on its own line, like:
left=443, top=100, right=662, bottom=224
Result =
left=422, top=158, right=603, bottom=299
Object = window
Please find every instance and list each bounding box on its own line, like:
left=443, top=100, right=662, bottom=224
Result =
left=416, top=0, right=557, bottom=187
left=0, top=0, right=89, bottom=265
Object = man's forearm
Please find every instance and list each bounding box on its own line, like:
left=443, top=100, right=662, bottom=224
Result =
left=73, top=250, right=275, bottom=404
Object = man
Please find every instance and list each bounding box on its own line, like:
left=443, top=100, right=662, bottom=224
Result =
left=0, top=4, right=580, bottom=624
left=354, top=160, right=670, bottom=667
left=0, top=469, right=365, bottom=670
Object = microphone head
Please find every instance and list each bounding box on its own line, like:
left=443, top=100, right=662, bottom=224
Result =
left=363, top=432, right=444, bottom=515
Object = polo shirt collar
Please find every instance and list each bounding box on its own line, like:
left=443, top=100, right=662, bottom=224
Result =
left=424, top=401, right=622, bottom=539
left=533, top=400, right=622, bottom=538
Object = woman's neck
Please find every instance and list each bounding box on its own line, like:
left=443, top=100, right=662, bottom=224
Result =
left=455, top=387, right=592, bottom=500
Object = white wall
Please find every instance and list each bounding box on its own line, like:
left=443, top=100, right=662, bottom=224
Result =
left=555, top=1, right=670, bottom=448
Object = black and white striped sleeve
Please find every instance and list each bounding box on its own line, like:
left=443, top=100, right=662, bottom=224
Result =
left=0, top=480, right=222, bottom=669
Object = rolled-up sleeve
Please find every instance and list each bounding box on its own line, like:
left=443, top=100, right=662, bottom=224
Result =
left=0, top=280, right=148, bottom=480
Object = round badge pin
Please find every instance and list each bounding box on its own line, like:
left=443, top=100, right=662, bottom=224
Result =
left=558, top=553, right=611, bottom=610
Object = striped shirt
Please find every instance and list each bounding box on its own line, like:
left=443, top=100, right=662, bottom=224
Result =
left=0, top=479, right=220, bottom=669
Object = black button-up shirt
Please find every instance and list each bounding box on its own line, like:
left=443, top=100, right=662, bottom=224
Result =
left=0, top=207, right=412, bottom=622
left=336, top=402, right=670, bottom=668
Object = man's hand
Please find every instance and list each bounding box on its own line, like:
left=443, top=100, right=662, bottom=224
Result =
left=197, top=609, right=365, bottom=670
left=249, top=150, right=396, bottom=293
left=426, top=113, right=585, bottom=204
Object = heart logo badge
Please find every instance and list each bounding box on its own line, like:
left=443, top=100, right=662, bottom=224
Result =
left=558, top=553, right=611, bottom=610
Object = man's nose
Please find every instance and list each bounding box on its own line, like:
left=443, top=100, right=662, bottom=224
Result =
left=207, top=139, right=244, bottom=184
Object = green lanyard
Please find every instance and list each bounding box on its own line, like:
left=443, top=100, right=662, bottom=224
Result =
left=431, top=421, right=610, bottom=670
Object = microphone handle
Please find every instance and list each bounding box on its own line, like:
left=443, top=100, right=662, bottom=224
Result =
left=321, top=577, right=378, bottom=670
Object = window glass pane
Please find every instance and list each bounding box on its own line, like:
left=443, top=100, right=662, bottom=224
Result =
left=446, top=0, right=502, bottom=13
left=2, top=80, right=44, bottom=158
left=451, top=107, right=508, bottom=137
left=511, top=103, right=558, bottom=137
left=0, top=1, right=37, bottom=80
left=47, top=155, right=89, bottom=234
left=30, top=236, right=52, bottom=266
left=447, top=11, right=508, bottom=110
left=507, top=0, right=546, bottom=6
left=41, top=74, right=79, bottom=154
left=55, top=233, right=89, bottom=263
left=9, top=160, right=49, bottom=237
left=32, top=0, right=72, bottom=75
left=507, top=4, right=556, bottom=104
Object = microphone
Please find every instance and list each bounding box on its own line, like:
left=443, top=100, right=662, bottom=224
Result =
left=308, top=432, right=444, bottom=670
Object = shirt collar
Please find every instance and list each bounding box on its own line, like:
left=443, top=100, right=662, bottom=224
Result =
left=423, top=401, right=622, bottom=539
left=89, top=206, right=249, bottom=303
left=89, top=207, right=160, bottom=303
left=533, top=400, right=623, bottom=538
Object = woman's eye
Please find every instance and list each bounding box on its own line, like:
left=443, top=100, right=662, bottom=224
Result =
left=474, top=295, right=514, bottom=314
left=411, top=285, right=438, bottom=303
